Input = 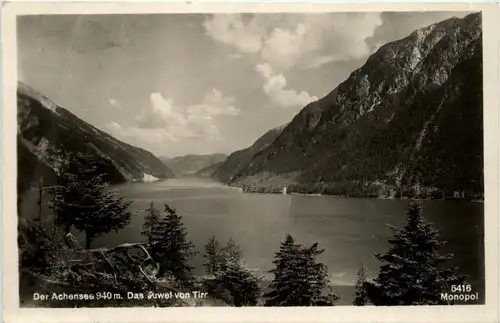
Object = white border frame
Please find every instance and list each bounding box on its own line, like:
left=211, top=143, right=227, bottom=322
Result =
left=2, top=2, right=499, bottom=323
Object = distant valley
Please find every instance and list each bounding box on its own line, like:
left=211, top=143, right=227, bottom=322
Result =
left=161, top=154, right=227, bottom=177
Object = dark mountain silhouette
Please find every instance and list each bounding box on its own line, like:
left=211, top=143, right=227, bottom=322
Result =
left=210, top=123, right=288, bottom=183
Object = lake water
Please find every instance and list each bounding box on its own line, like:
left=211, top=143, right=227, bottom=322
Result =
left=94, top=178, right=484, bottom=296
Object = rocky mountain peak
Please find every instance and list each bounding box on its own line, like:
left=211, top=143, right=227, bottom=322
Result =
left=228, top=13, right=483, bottom=197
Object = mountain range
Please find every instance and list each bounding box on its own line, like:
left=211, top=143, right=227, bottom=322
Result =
left=17, top=13, right=484, bottom=200
left=160, top=154, right=227, bottom=176
left=17, top=82, right=174, bottom=195
left=206, top=13, right=483, bottom=198
left=206, top=123, right=289, bottom=182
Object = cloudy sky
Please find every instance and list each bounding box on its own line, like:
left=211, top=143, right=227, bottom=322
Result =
left=18, top=11, right=470, bottom=158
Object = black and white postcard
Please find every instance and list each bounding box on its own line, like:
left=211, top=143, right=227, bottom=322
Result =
left=2, top=2, right=499, bottom=323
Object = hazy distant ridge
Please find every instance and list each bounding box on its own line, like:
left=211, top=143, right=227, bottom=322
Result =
left=161, top=154, right=228, bottom=176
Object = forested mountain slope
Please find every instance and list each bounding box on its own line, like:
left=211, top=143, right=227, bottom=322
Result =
left=231, top=13, right=483, bottom=197
left=211, top=124, right=288, bottom=183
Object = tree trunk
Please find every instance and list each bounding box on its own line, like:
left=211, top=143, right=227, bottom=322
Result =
left=86, top=234, right=93, bottom=249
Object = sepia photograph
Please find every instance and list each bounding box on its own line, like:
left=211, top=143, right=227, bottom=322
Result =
left=2, top=2, right=499, bottom=322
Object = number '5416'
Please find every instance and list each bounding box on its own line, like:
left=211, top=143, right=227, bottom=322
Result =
left=451, top=284, right=472, bottom=293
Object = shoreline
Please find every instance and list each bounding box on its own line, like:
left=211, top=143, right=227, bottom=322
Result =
left=228, top=186, right=484, bottom=203
left=141, top=176, right=484, bottom=203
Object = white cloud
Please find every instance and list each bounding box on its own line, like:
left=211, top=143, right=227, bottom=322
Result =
left=204, top=13, right=381, bottom=108
left=103, top=122, right=178, bottom=152
left=306, top=55, right=337, bottom=69
left=229, top=52, right=243, bottom=59
left=138, top=93, right=187, bottom=130
left=255, top=63, right=318, bottom=108
left=255, top=62, right=273, bottom=79
left=259, top=25, right=309, bottom=70
left=203, top=13, right=383, bottom=71
left=108, top=98, right=121, bottom=108
left=188, top=89, right=240, bottom=117
left=106, top=89, right=240, bottom=146
left=203, top=14, right=264, bottom=53
left=106, top=121, right=121, bottom=131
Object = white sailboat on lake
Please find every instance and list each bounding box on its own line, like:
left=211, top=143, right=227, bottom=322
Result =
left=282, top=186, right=287, bottom=195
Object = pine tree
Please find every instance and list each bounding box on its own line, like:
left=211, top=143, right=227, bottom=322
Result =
left=50, top=152, right=133, bottom=248
left=264, top=234, right=339, bottom=306
left=149, top=203, right=197, bottom=282
left=297, top=242, right=339, bottom=306
left=264, top=235, right=300, bottom=306
left=205, top=237, right=262, bottom=306
left=220, top=238, right=242, bottom=269
left=365, top=199, right=465, bottom=305
left=353, top=264, right=369, bottom=306
left=142, top=202, right=161, bottom=244
left=49, top=151, right=75, bottom=234
left=216, top=262, right=261, bottom=306
left=203, top=236, right=223, bottom=275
